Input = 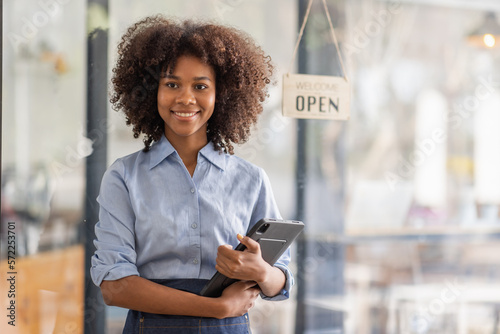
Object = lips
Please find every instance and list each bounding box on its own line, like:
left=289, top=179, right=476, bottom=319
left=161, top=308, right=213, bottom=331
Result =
left=171, top=110, right=200, bottom=118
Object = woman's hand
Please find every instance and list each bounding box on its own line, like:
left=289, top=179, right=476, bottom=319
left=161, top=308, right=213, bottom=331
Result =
left=216, top=234, right=270, bottom=283
left=216, top=280, right=260, bottom=318
left=216, top=234, right=286, bottom=298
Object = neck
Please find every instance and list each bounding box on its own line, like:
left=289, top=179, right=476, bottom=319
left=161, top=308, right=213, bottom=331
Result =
left=165, top=133, right=208, bottom=176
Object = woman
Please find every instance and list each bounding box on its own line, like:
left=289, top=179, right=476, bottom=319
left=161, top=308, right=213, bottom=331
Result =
left=90, top=15, right=293, bottom=333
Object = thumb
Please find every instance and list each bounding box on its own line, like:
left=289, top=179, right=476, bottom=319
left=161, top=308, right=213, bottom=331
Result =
left=237, top=233, right=260, bottom=253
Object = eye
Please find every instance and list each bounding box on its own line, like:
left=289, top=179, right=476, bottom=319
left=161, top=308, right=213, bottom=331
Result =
left=195, top=84, right=208, bottom=90
left=165, top=82, right=178, bottom=88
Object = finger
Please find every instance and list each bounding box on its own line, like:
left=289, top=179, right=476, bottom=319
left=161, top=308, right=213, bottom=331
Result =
left=240, top=280, right=259, bottom=290
left=215, top=263, right=227, bottom=276
left=249, top=285, right=261, bottom=295
left=217, top=244, right=234, bottom=257
left=218, top=244, right=233, bottom=252
left=249, top=287, right=261, bottom=301
left=237, top=234, right=261, bottom=253
left=215, top=257, right=232, bottom=274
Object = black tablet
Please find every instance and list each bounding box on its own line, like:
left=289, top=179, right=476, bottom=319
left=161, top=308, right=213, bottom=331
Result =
left=200, top=218, right=304, bottom=297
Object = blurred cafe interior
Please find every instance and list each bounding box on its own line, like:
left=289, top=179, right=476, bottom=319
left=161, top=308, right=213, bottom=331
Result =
left=2, top=0, right=500, bottom=333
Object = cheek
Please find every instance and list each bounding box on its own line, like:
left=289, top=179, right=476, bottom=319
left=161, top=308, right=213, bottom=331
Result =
left=157, top=90, right=171, bottom=109
left=157, top=89, right=165, bottom=104
left=204, top=94, right=216, bottom=110
left=157, top=93, right=170, bottom=119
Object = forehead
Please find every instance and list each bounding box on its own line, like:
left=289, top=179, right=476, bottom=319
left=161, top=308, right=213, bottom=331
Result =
left=166, top=55, right=215, bottom=79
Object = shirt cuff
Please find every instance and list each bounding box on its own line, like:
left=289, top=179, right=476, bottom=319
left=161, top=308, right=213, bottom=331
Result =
left=90, top=260, right=140, bottom=286
left=260, top=263, right=294, bottom=301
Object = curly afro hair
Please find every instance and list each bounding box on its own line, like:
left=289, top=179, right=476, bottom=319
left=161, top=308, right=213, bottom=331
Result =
left=110, top=15, right=275, bottom=154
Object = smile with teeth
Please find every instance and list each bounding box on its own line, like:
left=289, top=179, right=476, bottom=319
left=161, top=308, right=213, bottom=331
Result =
left=172, top=111, right=199, bottom=117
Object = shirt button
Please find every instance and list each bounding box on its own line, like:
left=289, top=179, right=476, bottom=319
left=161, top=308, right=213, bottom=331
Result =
left=191, top=223, right=198, bottom=229
left=193, top=258, right=199, bottom=264
left=190, top=188, right=195, bottom=193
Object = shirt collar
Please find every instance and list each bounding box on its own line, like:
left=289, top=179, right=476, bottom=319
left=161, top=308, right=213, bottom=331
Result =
left=149, top=135, right=226, bottom=171
left=199, top=143, right=226, bottom=171
left=149, top=135, right=176, bottom=170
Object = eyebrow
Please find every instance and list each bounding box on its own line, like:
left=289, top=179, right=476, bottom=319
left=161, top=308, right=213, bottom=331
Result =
left=164, top=74, right=212, bottom=82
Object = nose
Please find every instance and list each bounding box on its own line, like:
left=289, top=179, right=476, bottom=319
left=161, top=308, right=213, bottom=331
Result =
left=175, top=88, right=196, bottom=105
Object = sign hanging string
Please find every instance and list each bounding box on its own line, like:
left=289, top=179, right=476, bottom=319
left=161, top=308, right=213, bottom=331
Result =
left=287, top=0, right=348, bottom=81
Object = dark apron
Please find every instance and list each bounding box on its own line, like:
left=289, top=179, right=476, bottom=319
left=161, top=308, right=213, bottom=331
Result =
left=122, top=279, right=252, bottom=334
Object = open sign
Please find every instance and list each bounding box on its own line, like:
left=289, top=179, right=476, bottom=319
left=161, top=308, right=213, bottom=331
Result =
left=282, top=73, right=350, bottom=120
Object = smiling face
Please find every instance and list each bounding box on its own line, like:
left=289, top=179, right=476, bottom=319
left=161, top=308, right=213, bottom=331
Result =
left=157, top=55, right=216, bottom=146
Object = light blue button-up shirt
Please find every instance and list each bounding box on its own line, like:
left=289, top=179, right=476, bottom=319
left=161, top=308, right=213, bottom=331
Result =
left=90, top=135, right=292, bottom=300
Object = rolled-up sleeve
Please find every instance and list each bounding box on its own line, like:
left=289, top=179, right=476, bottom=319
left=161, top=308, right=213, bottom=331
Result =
left=90, top=160, right=140, bottom=286
left=251, top=168, right=295, bottom=301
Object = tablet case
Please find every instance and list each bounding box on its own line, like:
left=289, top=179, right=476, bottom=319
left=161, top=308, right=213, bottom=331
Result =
left=200, top=218, right=304, bottom=297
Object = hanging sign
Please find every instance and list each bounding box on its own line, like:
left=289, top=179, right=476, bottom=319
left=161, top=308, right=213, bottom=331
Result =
left=282, top=73, right=350, bottom=120
left=283, top=0, right=350, bottom=121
